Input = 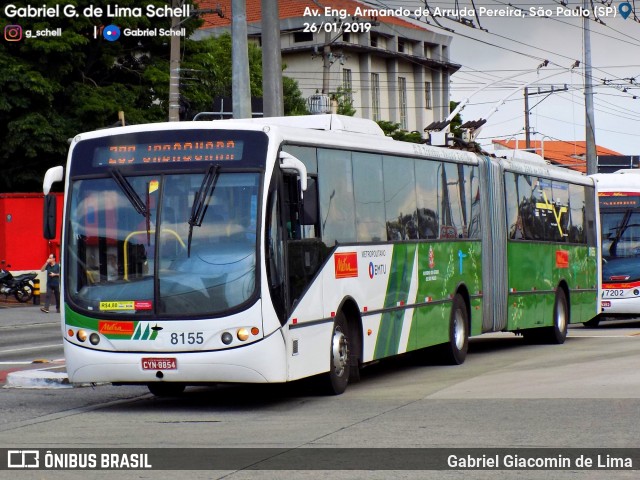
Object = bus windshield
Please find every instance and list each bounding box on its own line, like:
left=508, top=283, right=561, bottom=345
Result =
left=601, top=208, right=640, bottom=282
left=67, top=171, right=260, bottom=317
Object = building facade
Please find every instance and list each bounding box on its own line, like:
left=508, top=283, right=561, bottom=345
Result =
left=195, top=0, right=460, bottom=134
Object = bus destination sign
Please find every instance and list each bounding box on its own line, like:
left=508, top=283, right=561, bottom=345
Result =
left=599, top=192, right=640, bottom=209
left=92, top=139, right=244, bottom=166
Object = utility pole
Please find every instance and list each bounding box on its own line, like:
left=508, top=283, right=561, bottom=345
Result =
left=523, top=85, right=569, bottom=150
left=168, top=2, right=223, bottom=121
left=232, top=0, right=251, bottom=118
left=524, top=87, right=530, bottom=149
left=261, top=0, right=283, bottom=117
left=322, top=31, right=332, bottom=94
left=168, top=0, right=181, bottom=122
left=584, top=0, right=598, bottom=174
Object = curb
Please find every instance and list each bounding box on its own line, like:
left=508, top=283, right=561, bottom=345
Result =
left=6, top=368, right=71, bottom=389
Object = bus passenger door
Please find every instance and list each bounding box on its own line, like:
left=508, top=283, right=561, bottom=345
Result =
left=265, top=181, right=287, bottom=324
left=282, top=174, right=326, bottom=306
left=266, top=164, right=327, bottom=326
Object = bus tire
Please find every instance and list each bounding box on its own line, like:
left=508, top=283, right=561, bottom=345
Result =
left=148, top=383, right=186, bottom=397
left=321, top=312, right=350, bottom=395
left=441, top=294, right=469, bottom=365
left=546, top=288, right=569, bottom=344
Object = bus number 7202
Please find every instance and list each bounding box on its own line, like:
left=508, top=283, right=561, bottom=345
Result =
left=602, top=290, right=624, bottom=298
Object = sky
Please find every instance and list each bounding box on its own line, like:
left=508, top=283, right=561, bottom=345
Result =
left=369, top=0, right=640, bottom=155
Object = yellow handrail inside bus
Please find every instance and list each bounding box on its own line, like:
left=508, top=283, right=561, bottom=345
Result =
left=122, top=228, right=186, bottom=280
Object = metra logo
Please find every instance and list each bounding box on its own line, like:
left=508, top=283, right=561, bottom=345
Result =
left=99, top=321, right=135, bottom=335
left=335, top=252, right=358, bottom=279
left=368, top=262, right=387, bottom=279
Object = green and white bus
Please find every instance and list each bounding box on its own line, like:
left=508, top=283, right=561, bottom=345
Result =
left=43, top=115, right=599, bottom=396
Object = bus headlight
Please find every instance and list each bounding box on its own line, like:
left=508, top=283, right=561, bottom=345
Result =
left=237, top=328, right=250, bottom=341
left=76, top=330, right=88, bottom=342
left=89, top=333, right=101, bottom=345
left=221, top=332, right=233, bottom=345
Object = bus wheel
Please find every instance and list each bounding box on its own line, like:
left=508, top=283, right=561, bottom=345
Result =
left=148, top=383, right=186, bottom=397
left=547, top=288, right=569, bottom=344
left=441, top=294, right=469, bottom=365
left=322, top=312, right=350, bottom=395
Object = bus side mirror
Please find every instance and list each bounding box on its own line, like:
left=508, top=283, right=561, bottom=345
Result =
left=43, top=194, right=57, bottom=240
left=302, top=178, right=319, bottom=226
left=43, top=166, right=64, bottom=195
left=279, top=152, right=308, bottom=195
left=43, top=166, right=63, bottom=240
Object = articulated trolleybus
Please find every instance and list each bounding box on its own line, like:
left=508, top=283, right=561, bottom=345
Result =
left=43, top=115, right=599, bottom=396
left=591, top=170, right=640, bottom=326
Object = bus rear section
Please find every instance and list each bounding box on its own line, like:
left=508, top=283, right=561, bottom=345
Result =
left=502, top=164, right=599, bottom=338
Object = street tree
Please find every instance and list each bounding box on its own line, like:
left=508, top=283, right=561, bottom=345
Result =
left=0, top=1, right=308, bottom=192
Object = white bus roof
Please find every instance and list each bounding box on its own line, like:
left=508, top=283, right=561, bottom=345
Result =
left=224, top=114, right=387, bottom=137
left=591, top=170, right=640, bottom=190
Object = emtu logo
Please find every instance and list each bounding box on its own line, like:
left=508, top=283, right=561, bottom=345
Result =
left=103, top=24, right=120, bottom=41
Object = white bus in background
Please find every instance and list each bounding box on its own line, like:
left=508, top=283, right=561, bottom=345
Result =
left=590, top=170, right=640, bottom=327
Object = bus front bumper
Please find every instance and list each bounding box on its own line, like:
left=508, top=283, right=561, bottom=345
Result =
left=64, top=331, right=288, bottom=385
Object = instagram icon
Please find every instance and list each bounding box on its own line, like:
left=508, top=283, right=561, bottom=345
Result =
left=4, top=25, right=23, bottom=41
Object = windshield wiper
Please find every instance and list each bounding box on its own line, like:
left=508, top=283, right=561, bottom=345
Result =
left=187, top=165, right=220, bottom=257
left=609, top=209, right=634, bottom=257
left=110, top=168, right=151, bottom=244
left=110, top=168, right=147, bottom=216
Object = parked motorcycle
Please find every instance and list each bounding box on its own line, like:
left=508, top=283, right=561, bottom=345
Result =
left=0, top=262, right=37, bottom=303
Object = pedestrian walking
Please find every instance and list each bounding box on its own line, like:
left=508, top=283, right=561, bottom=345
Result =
left=40, top=254, right=60, bottom=313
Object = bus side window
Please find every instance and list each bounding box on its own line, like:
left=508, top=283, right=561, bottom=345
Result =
left=284, top=174, right=319, bottom=239
left=301, top=177, right=319, bottom=238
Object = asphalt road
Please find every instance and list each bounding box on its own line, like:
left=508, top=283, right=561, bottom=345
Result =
left=1, top=301, right=640, bottom=479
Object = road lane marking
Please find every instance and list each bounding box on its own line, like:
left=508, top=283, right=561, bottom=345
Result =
left=0, top=344, right=63, bottom=354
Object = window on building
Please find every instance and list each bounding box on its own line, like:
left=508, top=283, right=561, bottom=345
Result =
left=293, top=31, right=313, bottom=43
left=371, top=73, right=380, bottom=121
left=399, top=77, right=408, bottom=130
left=343, top=69, right=353, bottom=103
left=425, top=81, right=432, bottom=110
left=370, top=35, right=378, bottom=48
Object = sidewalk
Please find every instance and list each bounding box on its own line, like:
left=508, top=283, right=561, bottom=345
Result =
left=0, top=300, right=59, bottom=328
left=0, top=300, right=70, bottom=388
